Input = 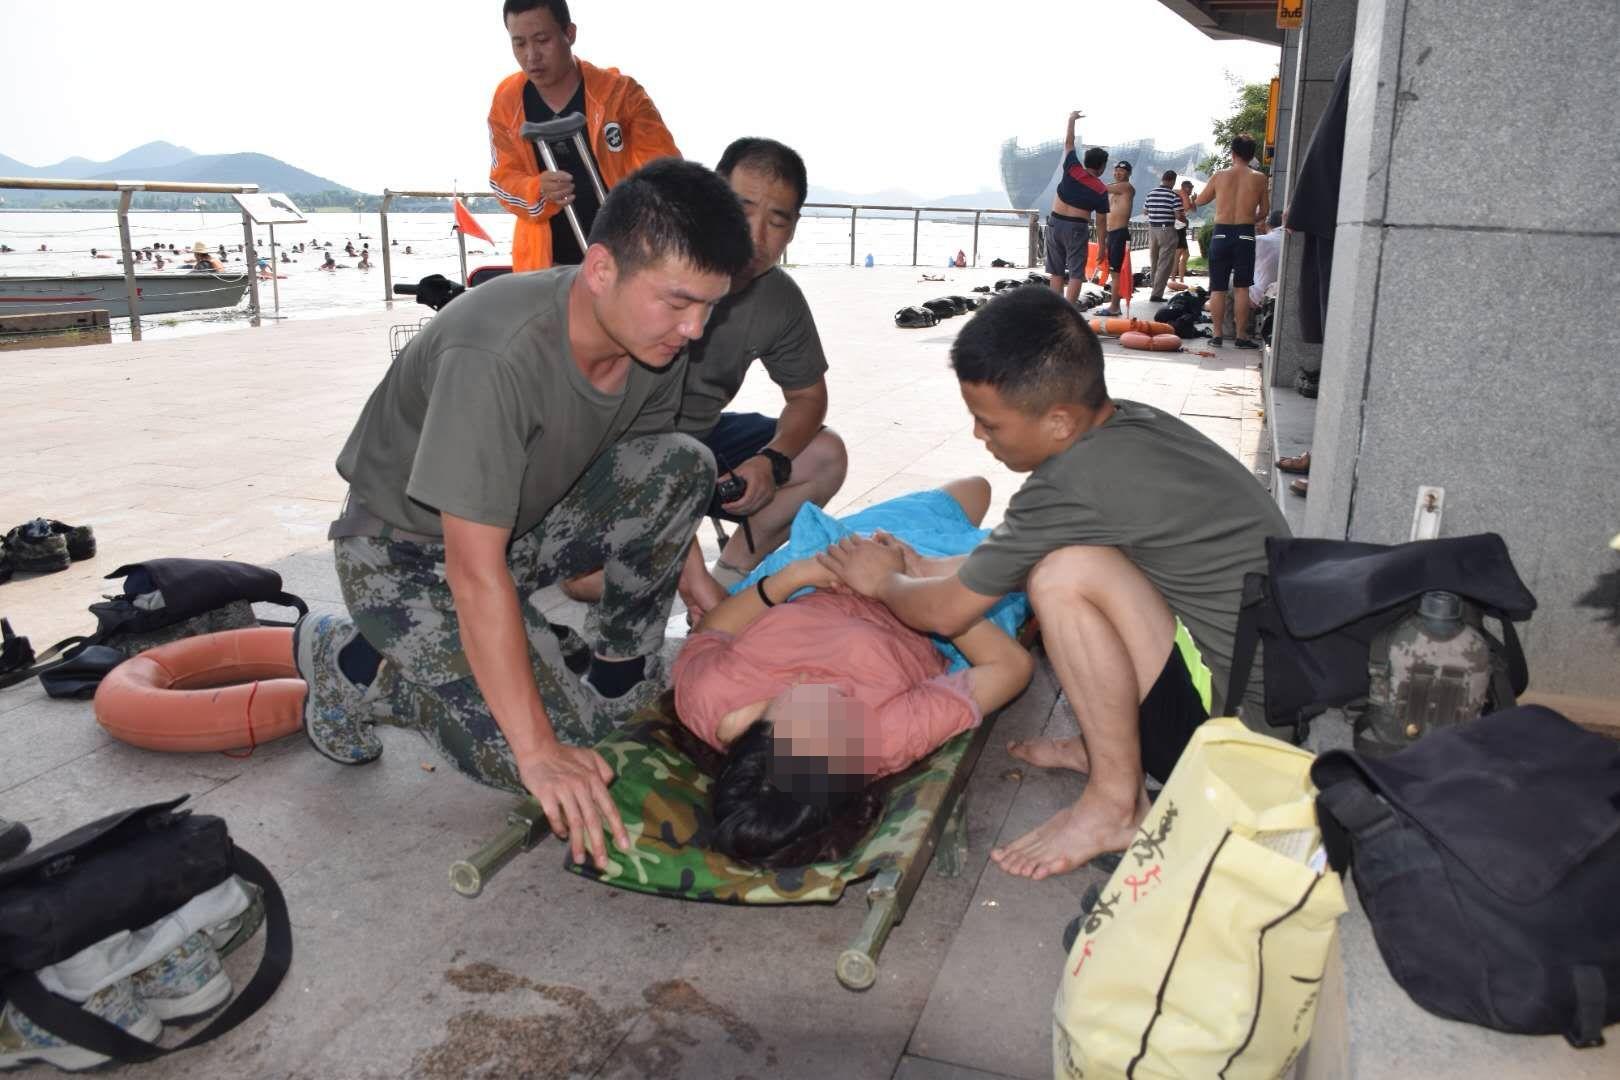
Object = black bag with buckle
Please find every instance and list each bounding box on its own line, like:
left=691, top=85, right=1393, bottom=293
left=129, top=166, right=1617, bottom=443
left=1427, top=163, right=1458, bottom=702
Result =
left=0, top=796, right=291, bottom=1063
left=1224, top=533, right=1536, bottom=735
left=1311, top=706, right=1620, bottom=1047
left=0, top=558, right=308, bottom=696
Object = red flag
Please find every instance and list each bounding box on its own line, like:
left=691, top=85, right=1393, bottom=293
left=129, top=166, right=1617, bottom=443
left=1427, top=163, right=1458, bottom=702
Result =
left=453, top=197, right=494, bottom=246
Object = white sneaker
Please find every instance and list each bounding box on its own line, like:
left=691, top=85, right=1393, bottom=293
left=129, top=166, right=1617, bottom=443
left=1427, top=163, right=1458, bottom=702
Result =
left=0, top=978, right=160, bottom=1071
left=130, top=932, right=232, bottom=1022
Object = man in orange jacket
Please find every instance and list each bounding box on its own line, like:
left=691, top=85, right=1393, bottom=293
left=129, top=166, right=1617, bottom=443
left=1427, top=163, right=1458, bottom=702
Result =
left=491, top=0, right=681, bottom=271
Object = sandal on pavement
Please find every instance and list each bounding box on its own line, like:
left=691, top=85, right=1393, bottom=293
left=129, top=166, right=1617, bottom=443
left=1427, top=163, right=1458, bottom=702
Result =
left=1289, top=478, right=1309, bottom=497
left=1276, top=451, right=1311, bottom=475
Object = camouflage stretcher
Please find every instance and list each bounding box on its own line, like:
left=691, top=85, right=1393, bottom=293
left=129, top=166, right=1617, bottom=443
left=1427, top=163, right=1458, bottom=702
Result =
left=448, top=621, right=1212, bottom=990
left=450, top=692, right=1000, bottom=991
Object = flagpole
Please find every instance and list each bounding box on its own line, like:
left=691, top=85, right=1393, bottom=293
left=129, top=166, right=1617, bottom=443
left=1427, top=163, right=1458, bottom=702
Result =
left=454, top=181, right=468, bottom=287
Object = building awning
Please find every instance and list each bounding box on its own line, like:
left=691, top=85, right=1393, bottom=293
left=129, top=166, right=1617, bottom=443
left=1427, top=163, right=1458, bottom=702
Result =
left=1155, top=0, right=1288, bottom=45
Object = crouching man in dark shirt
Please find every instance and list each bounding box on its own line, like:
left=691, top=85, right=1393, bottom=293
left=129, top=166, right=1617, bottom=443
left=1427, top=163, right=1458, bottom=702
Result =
left=820, top=287, right=1287, bottom=880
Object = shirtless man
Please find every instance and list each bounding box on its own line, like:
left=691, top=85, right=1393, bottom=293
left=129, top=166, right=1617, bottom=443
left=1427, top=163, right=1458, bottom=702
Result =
left=1095, top=161, right=1135, bottom=316
left=1194, top=134, right=1270, bottom=348
left=1044, top=111, right=1110, bottom=303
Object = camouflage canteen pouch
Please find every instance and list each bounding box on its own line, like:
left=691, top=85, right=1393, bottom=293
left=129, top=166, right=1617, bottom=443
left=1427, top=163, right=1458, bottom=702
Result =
left=0, top=559, right=308, bottom=697
left=565, top=702, right=980, bottom=904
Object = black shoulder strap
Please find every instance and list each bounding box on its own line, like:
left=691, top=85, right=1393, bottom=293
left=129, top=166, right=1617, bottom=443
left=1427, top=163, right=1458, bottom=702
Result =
left=1497, top=612, right=1529, bottom=697
left=253, top=591, right=309, bottom=628
left=1224, top=572, right=1265, bottom=715
left=0, top=847, right=291, bottom=1063
left=1568, top=965, right=1608, bottom=1049
left=0, top=634, right=96, bottom=690
left=1314, top=776, right=1400, bottom=876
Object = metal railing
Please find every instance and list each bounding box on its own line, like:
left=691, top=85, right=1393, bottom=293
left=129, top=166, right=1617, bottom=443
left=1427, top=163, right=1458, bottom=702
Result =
left=376, top=192, right=1044, bottom=297
left=378, top=189, right=495, bottom=300
left=798, top=203, right=1041, bottom=268
left=0, top=177, right=263, bottom=341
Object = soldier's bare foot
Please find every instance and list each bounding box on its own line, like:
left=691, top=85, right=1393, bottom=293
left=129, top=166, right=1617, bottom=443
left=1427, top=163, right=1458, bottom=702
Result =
left=1006, top=736, right=1090, bottom=773
left=990, top=788, right=1149, bottom=881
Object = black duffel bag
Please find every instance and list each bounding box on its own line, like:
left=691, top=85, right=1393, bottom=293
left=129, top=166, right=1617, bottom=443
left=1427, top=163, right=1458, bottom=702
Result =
left=1225, top=533, right=1536, bottom=734
left=0, top=796, right=291, bottom=1063
left=0, top=558, right=308, bottom=696
left=1312, top=706, right=1620, bottom=1047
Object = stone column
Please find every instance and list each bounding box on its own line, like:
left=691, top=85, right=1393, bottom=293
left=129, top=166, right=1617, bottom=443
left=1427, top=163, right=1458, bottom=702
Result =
left=1270, top=27, right=1301, bottom=208
left=1305, top=0, right=1620, bottom=698
left=1268, top=0, right=1359, bottom=387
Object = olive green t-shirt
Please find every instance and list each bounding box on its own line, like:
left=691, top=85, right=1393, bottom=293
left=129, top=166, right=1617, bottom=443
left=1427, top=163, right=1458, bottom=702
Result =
left=674, top=267, right=827, bottom=438
left=959, top=401, right=1288, bottom=713
left=331, top=267, right=685, bottom=539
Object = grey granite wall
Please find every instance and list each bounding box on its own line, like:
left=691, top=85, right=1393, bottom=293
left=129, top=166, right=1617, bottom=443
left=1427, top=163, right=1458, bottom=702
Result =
left=1305, top=0, right=1620, bottom=697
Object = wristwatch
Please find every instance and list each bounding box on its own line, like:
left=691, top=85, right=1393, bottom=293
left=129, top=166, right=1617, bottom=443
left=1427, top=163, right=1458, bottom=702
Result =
left=757, top=448, right=792, bottom=485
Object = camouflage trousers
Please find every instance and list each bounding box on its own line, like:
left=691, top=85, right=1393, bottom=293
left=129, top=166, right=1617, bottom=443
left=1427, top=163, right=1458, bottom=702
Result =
left=333, top=433, right=715, bottom=794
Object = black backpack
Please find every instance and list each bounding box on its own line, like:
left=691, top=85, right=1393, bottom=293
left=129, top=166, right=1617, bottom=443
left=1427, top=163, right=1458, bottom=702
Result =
left=0, top=797, right=292, bottom=1063
left=1226, top=534, right=1535, bottom=734
left=894, top=305, right=939, bottom=328
left=1312, top=706, right=1620, bottom=1047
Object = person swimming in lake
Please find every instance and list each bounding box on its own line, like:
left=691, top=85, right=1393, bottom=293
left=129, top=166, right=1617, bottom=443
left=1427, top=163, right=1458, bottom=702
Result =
left=671, top=478, right=1033, bottom=866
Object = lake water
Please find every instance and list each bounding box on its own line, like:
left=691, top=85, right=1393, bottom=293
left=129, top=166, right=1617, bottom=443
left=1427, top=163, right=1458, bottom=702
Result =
left=0, top=209, right=1036, bottom=340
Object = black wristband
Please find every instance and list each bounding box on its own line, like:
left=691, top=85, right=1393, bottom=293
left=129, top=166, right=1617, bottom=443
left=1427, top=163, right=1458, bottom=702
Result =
left=756, top=575, right=775, bottom=607
left=758, top=448, right=792, bottom=486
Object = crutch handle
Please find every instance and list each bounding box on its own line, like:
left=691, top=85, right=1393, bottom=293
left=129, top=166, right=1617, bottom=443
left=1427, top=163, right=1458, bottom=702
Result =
left=521, top=119, right=591, bottom=253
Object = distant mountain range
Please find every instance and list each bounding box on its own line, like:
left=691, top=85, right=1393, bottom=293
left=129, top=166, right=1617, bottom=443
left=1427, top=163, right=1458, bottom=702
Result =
left=0, top=141, right=357, bottom=208
left=0, top=141, right=1009, bottom=213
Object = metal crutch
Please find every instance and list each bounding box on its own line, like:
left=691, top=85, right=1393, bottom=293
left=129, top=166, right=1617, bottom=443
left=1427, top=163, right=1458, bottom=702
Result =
left=520, top=114, right=610, bottom=254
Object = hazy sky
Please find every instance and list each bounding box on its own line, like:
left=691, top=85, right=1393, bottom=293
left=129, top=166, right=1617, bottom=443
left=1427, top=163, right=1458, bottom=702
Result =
left=0, top=0, right=1280, bottom=197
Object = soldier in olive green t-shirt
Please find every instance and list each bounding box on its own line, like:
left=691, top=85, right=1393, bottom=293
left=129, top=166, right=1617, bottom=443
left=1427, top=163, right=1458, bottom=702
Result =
left=297, top=160, right=753, bottom=871
left=821, top=286, right=1286, bottom=884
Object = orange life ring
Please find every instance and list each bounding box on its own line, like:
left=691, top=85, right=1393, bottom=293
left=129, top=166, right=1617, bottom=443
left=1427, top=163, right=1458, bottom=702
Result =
left=94, top=627, right=306, bottom=753
left=1119, top=331, right=1184, bottom=352
left=1090, top=317, right=1175, bottom=337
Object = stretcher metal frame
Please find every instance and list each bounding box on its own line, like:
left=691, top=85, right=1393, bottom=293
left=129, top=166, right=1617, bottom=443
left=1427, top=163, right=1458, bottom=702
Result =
left=448, top=715, right=997, bottom=992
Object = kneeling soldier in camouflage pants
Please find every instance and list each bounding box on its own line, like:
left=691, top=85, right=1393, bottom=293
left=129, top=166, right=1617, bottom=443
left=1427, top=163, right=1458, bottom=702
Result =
left=296, top=159, right=753, bottom=868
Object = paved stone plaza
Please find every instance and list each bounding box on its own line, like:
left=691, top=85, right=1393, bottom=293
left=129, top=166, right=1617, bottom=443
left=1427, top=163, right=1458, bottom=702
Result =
left=5, top=267, right=1606, bottom=1077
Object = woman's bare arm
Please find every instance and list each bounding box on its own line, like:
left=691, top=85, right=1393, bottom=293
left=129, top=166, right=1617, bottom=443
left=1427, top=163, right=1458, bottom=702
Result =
left=949, top=619, right=1035, bottom=715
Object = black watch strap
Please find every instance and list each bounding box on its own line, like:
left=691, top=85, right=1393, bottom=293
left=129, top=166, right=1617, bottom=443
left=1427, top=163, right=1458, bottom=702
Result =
left=759, top=448, right=792, bottom=485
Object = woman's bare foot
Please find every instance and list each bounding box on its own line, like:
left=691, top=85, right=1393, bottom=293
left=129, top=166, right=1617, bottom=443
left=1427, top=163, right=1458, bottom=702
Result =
left=990, top=787, right=1150, bottom=881
left=1006, top=736, right=1090, bottom=774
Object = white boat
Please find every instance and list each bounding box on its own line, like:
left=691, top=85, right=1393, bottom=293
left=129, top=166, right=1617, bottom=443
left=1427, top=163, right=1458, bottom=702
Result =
left=0, top=272, right=250, bottom=318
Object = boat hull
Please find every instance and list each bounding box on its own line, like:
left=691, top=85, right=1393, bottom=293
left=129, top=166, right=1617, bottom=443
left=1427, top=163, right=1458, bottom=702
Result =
left=0, top=273, right=250, bottom=317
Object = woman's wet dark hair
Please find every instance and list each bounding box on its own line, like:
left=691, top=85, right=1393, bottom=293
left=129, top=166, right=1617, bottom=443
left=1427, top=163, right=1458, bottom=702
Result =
left=692, top=720, right=888, bottom=869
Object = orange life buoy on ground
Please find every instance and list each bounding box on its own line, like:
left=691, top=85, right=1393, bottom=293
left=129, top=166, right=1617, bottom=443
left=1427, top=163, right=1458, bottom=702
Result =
left=1119, top=331, right=1184, bottom=352
left=1091, top=317, right=1176, bottom=337
left=94, top=627, right=305, bottom=753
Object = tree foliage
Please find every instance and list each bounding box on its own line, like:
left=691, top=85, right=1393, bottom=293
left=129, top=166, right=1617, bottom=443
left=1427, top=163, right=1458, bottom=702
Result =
left=1196, top=80, right=1272, bottom=175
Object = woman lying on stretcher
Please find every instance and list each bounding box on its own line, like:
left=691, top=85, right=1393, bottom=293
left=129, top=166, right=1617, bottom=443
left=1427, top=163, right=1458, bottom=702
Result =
left=671, top=478, right=1035, bottom=867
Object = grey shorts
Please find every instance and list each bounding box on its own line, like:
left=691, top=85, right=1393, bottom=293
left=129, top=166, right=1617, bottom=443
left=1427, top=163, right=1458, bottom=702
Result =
left=1045, top=214, right=1090, bottom=278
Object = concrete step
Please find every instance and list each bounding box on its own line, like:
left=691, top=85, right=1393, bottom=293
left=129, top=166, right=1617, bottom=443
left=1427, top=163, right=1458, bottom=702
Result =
left=1263, top=372, right=1315, bottom=535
